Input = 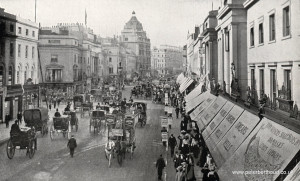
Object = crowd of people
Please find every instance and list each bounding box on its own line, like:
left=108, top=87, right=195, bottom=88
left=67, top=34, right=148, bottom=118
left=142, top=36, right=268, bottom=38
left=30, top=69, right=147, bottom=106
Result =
left=163, top=84, right=220, bottom=181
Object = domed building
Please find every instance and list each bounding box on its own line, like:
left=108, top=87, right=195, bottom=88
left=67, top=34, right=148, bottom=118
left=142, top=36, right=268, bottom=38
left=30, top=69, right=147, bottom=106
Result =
left=121, top=11, right=151, bottom=77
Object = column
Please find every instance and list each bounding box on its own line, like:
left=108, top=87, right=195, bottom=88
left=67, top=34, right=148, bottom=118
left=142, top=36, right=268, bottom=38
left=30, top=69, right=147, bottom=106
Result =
left=209, top=41, right=213, bottom=79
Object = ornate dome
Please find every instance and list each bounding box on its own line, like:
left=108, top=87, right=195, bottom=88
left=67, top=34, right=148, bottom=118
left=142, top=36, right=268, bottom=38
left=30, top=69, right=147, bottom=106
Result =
left=124, top=11, right=143, bottom=31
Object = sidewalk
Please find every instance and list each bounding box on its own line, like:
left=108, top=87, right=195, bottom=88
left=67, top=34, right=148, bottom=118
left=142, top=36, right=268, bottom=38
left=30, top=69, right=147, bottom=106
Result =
left=165, top=107, right=203, bottom=181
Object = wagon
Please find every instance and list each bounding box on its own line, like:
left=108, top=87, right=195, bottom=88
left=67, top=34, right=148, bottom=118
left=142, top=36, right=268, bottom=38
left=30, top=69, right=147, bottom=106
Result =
left=81, top=102, right=92, bottom=118
left=63, top=111, right=78, bottom=132
left=133, top=102, right=147, bottom=127
left=124, top=115, right=136, bottom=159
left=24, top=107, right=49, bottom=136
left=7, top=127, right=36, bottom=159
left=50, top=115, right=70, bottom=140
left=90, top=110, right=106, bottom=134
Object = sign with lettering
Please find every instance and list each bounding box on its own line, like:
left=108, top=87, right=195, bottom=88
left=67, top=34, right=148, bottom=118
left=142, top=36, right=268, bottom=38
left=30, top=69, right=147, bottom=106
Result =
left=199, top=96, right=227, bottom=128
left=161, top=117, right=168, bottom=127
left=218, top=118, right=300, bottom=181
left=111, top=129, right=123, bottom=137
left=193, top=96, right=217, bottom=127
left=190, top=93, right=216, bottom=121
left=167, top=106, right=173, bottom=114
left=168, top=117, right=173, bottom=125
left=284, top=162, right=300, bottom=181
left=186, top=91, right=210, bottom=113
left=207, top=105, right=244, bottom=152
left=203, top=101, right=234, bottom=140
left=213, top=111, right=260, bottom=167
left=161, top=132, right=168, bottom=142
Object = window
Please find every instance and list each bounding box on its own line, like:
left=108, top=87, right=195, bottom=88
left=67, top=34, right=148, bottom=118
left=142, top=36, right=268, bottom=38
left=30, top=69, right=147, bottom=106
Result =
left=283, top=6, right=290, bottom=37
left=26, top=29, right=29, bottom=36
left=284, top=70, right=291, bottom=100
left=269, top=14, right=275, bottom=41
left=0, top=66, right=3, bottom=87
left=74, top=54, right=76, bottom=63
left=109, top=57, right=112, bottom=62
left=250, top=27, right=255, bottom=46
left=32, top=47, right=35, bottom=59
left=18, top=44, right=21, bottom=57
left=24, top=71, right=27, bottom=83
left=32, top=31, right=35, bottom=37
left=10, top=24, right=14, bottom=32
left=51, top=55, right=58, bottom=63
left=83, top=57, right=85, bottom=64
left=25, top=45, right=28, bottom=58
left=259, top=69, right=264, bottom=96
left=16, top=71, right=19, bottom=84
left=88, top=57, right=89, bottom=64
left=125, top=38, right=128, bottom=41
left=225, top=30, right=229, bottom=51
left=259, top=23, right=264, bottom=44
left=109, top=67, right=113, bottom=74
left=10, top=42, right=14, bottom=57
left=251, top=69, right=255, bottom=89
left=18, top=27, right=21, bottom=34
left=270, top=69, right=276, bottom=102
left=8, top=66, right=12, bottom=85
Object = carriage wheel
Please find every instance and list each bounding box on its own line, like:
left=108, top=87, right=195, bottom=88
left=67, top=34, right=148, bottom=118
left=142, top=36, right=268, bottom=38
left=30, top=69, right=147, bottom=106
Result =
left=117, top=152, right=123, bottom=166
left=108, top=153, right=112, bottom=168
left=28, top=140, right=35, bottom=159
left=6, top=139, right=15, bottom=159
left=130, top=146, right=134, bottom=159
left=75, top=121, right=78, bottom=132
left=50, top=125, right=54, bottom=140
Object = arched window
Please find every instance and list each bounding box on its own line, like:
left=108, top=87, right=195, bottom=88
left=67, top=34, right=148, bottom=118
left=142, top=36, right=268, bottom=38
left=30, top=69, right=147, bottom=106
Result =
left=0, top=65, right=4, bottom=87
left=73, top=65, right=78, bottom=81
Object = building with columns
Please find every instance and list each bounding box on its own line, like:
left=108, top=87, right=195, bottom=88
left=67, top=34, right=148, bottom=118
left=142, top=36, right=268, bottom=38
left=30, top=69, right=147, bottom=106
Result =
left=202, top=10, right=218, bottom=82
left=39, top=23, right=103, bottom=96
left=216, top=0, right=248, bottom=99
left=0, top=8, right=39, bottom=122
left=121, top=11, right=151, bottom=78
left=244, top=0, right=300, bottom=115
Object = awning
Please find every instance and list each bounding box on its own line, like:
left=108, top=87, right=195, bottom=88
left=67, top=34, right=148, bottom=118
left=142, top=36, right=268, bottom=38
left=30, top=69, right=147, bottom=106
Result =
left=179, top=78, right=194, bottom=93
left=185, top=91, right=210, bottom=113
left=185, top=82, right=203, bottom=103
left=176, top=73, right=185, bottom=84
left=189, top=93, right=216, bottom=121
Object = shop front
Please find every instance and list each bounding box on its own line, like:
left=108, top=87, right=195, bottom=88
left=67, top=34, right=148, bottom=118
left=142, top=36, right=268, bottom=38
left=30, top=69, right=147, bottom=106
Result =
left=5, top=84, right=23, bottom=120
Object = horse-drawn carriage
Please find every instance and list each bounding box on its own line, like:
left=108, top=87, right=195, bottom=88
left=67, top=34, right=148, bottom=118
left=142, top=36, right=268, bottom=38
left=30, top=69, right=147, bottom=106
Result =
left=104, top=112, right=135, bottom=167
left=7, top=127, right=36, bottom=159
left=73, top=94, right=93, bottom=117
left=24, top=107, right=49, bottom=136
left=90, top=89, right=102, bottom=102
left=50, top=115, right=70, bottom=140
left=63, top=111, right=79, bottom=132
left=90, top=110, right=106, bottom=134
left=133, top=102, right=147, bottom=127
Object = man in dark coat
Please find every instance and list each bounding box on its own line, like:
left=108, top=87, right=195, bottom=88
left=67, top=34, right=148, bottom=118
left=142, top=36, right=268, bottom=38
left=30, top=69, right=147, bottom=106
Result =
left=17, top=111, right=22, bottom=124
left=54, top=109, right=61, bottom=117
left=156, top=154, right=166, bottom=180
left=11, top=120, right=21, bottom=134
left=180, top=120, right=187, bottom=132
left=67, top=135, right=77, bottom=157
left=173, top=151, right=182, bottom=171
left=175, top=106, right=180, bottom=119
left=168, top=134, right=177, bottom=157
left=5, top=113, right=10, bottom=128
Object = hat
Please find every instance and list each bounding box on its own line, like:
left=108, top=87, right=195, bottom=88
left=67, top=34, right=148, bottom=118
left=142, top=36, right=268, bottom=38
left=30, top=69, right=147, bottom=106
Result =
left=71, top=135, right=74, bottom=138
left=15, top=120, right=18, bottom=123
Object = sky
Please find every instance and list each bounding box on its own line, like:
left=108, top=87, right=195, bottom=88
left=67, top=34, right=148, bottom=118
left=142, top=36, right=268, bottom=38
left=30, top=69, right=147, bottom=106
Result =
left=0, top=0, right=222, bottom=47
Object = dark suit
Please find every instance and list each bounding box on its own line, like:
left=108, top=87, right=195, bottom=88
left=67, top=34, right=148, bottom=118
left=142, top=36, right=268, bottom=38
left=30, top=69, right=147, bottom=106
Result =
left=156, top=157, right=166, bottom=180
left=67, top=138, right=77, bottom=157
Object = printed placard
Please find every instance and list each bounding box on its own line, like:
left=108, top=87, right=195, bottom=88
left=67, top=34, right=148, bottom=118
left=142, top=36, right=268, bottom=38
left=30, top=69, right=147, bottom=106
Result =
left=161, top=117, right=168, bottom=127
left=167, top=106, right=173, bottom=114
left=168, top=117, right=173, bottom=125
left=203, top=101, right=234, bottom=140
left=185, top=82, right=203, bottom=103
left=208, top=105, right=244, bottom=152
left=190, top=95, right=216, bottom=121
left=162, top=132, right=168, bottom=142
left=186, top=91, right=210, bottom=113
left=218, top=118, right=300, bottom=181
left=213, top=111, right=261, bottom=167
left=111, top=129, right=123, bottom=136
left=199, top=96, right=227, bottom=127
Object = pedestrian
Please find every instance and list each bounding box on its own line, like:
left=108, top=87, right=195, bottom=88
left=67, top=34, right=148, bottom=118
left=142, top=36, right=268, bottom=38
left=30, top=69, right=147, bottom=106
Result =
left=201, top=163, right=210, bottom=181
left=49, top=103, right=52, bottom=110
left=5, top=113, right=10, bottom=128
left=175, top=166, right=184, bottom=181
left=156, top=154, right=166, bottom=180
left=67, top=135, right=77, bottom=157
left=180, top=120, right=187, bottom=132
left=58, top=98, right=61, bottom=108
left=186, top=154, right=196, bottom=181
left=175, top=106, right=180, bottom=119
left=207, top=163, right=219, bottom=181
left=17, top=111, right=22, bottom=125
left=173, top=151, right=181, bottom=170
left=53, top=98, right=56, bottom=109
left=168, top=134, right=177, bottom=157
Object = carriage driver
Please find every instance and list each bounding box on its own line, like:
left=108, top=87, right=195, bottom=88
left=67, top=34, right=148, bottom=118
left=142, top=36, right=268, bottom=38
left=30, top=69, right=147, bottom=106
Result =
left=105, top=139, right=115, bottom=158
